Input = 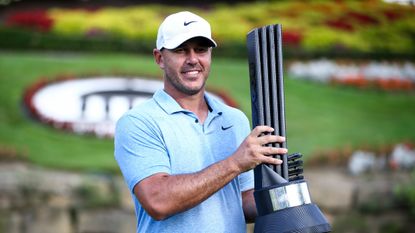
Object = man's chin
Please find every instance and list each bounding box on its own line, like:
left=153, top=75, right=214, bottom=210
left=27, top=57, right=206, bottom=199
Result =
left=182, top=88, right=203, bottom=96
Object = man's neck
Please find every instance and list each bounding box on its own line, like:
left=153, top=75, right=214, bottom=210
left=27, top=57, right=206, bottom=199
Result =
left=165, top=89, right=209, bottom=124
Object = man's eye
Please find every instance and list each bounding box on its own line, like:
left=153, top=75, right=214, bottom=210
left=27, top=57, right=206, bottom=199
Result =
left=173, top=48, right=185, bottom=53
left=196, top=47, right=209, bottom=53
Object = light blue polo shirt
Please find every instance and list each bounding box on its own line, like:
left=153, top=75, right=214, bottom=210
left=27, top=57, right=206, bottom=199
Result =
left=114, top=89, right=254, bottom=233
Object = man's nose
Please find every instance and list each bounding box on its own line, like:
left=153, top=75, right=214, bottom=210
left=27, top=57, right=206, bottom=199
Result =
left=185, top=49, right=198, bottom=64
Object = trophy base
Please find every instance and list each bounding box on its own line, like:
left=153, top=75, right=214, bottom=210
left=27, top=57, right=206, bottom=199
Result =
left=254, top=203, right=331, bottom=233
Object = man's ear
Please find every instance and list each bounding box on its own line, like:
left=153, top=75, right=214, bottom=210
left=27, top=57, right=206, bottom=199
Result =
left=153, top=49, right=164, bottom=69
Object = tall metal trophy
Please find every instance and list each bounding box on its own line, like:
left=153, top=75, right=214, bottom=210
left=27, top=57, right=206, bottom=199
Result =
left=247, top=24, right=331, bottom=233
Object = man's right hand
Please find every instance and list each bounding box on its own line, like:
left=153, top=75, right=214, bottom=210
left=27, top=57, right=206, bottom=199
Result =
left=229, top=125, right=287, bottom=173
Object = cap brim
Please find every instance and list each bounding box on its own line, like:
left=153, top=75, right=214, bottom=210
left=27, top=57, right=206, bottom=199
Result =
left=161, top=35, right=217, bottom=50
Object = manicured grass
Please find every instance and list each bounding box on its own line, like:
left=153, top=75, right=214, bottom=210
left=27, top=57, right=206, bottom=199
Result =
left=1, top=51, right=414, bottom=172
left=211, top=56, right=415, bottom=157
left=0, top=51, right=160, bottom=172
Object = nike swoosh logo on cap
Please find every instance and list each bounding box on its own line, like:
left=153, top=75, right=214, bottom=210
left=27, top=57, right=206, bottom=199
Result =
left=184, top=20, right=197, bottom=26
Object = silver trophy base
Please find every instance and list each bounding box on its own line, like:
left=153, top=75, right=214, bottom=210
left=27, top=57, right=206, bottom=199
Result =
left=254, top=180, right=331, bottom=233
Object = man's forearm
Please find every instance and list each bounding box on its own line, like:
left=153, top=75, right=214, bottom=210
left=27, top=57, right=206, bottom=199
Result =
left=135, top=126, right=286, bottom=220
left=134, top=155, right=241, bottom=220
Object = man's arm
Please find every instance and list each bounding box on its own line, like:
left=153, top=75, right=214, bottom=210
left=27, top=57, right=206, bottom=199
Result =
left=242, top=189, right=257, bottom=223
left=134, top=126, right=287, bottom=220
left=135, top=156, right=240, bottom=220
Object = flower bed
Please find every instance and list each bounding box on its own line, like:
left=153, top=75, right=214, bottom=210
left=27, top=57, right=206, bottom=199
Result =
left=288, top=60, right=415, bottom=91
left=5, top=9, right=53, bottom=32
left=1, top=1, right=414, bottom=58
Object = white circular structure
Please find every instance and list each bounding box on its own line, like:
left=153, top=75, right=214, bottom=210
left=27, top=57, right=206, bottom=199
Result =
left=29, top=77, right=163, bottom=137
left=25, top=76, right=231, bottom=138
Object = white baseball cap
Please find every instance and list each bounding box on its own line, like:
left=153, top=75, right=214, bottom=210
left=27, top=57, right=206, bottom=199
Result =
left=156, top=11, right=217, bottom=50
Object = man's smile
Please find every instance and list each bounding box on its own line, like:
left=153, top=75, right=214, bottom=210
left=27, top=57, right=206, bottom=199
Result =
left=183, top=70, right=199, bottom=75
left=182, top=69, right=202, bottom=78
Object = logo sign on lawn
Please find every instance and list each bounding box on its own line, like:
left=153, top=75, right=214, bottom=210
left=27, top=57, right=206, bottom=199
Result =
left=25, top=76, right=231, bottom=138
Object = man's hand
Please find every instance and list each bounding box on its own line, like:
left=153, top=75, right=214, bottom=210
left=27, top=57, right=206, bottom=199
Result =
left=229, top=126, right=287, bottom=173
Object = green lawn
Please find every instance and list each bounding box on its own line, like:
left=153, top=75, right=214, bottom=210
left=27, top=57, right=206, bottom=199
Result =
left=1, top=51, right=414, bottom=172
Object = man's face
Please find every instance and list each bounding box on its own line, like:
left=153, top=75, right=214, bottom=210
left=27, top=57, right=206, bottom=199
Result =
left=154, top=38, right=212, bottom=96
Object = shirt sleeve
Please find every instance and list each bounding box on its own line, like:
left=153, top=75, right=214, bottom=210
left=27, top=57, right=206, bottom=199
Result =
left=114, top=113, right=171, bottom=192
left=238, top=170, right=255, bottom=192
left=236, top=112, right=255, bottom=192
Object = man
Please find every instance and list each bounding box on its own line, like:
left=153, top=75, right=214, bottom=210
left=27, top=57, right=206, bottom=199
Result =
left=114, top=11, right=287, bottom=233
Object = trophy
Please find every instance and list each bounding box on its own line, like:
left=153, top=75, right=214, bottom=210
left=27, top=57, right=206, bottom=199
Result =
left=247, top=24, right=331, bottom=233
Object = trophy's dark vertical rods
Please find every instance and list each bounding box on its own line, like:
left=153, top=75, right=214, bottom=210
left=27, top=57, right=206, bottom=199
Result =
left=260, top=28, right=270, bottom=127
left=248, top=28, right=266, bottom=190
left=260, top=26, right=273, bottom=171
left=276, top=24, right=289, bottom=180
left=247, top=28, right=264, bottom=127
left=267, top=25, right=282, bottom=175
left=256, top=28, right=265, bottom=127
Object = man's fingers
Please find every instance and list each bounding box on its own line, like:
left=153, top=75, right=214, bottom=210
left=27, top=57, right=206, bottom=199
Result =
left=241, top=126, right=287, bottom=169
left=252, top=126, right=274, bottom=137
left=257, top=135, right=286, bottom=145
left=261, top=146, right=288, bottom=155
left=260, top=157, right=283, bottom=165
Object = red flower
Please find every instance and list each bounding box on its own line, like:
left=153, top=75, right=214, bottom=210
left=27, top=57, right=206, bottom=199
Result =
left=346, top=11, right=379, bottom=26
left=325, top=11, right=379, bottom=32
left=5, top=10, right=54, bottom=32
left=325, top=19, right=354, bottom=32
left=383, top=9, right=402, bottom=22
left=283, top=31, right=302, bottom=46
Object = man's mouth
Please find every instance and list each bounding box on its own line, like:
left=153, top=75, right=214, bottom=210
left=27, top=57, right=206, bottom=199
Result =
left=182, top=70, right=201, bottom=76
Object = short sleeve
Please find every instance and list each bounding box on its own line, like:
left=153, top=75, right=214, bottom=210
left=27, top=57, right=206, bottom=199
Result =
left=114, top=113, right=171, bottom=192
left=233, top=109, right=254, bottom=192
left=238, top=170, right=254, bottom=192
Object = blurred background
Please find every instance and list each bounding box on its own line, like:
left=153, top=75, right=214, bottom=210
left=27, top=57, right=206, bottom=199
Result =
left=0, top=0, right=415, bottom=232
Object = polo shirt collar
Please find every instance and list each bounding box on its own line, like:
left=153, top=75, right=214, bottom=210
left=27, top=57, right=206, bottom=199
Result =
left=153, top=89, right=223, bottom=116
left=204, top=93, right=223, bottom=116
